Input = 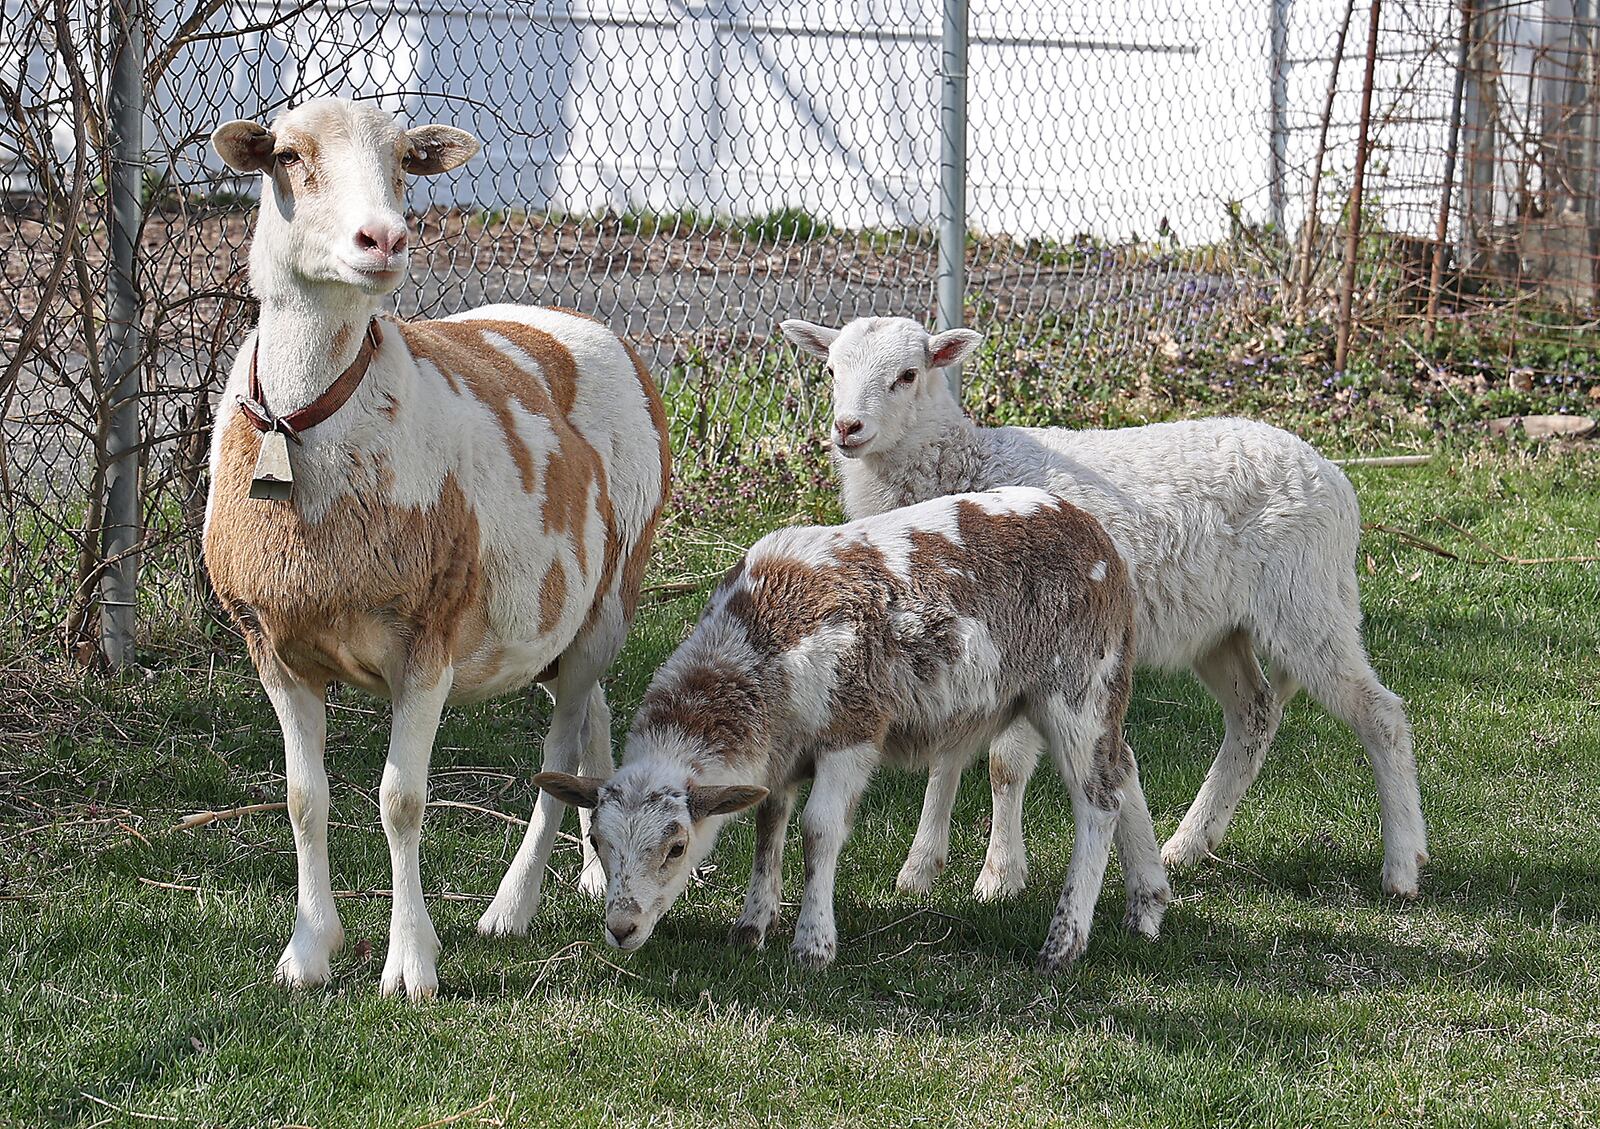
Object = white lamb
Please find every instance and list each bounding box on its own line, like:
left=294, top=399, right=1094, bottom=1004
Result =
left=779, top=315, right=1426, bottom=898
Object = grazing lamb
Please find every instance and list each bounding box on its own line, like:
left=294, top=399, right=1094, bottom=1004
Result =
left=203, top=99, right=670, bottom=999
left=779, top=316, right=1426, bottom=898
left=536, top=488, right=1170, bottom=971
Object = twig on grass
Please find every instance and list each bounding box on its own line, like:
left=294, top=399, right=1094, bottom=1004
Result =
left=1436, top=518, right=1600, bottom=565
left=171, top=802, right=286, bottom=831
left=1364, top=523, right=1475, bottom=563
left=411, top=1095, right=503, bottom=1129
left=1332, top=454, right=1434, bottom=468
left=427, top=799, right=525, bottom=826
left=137, top=877, right=204, bottom=893
left=331, top=888, right=493, bottom=903
left=78, top=1093, right=183, bottom=1124
left=1365, top=520, right=1600, bottom=566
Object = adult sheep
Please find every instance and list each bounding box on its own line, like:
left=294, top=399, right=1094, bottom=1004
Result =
left=779, top=315, right=1425, bottom=898
left=204, top=99, right=670, bottom=998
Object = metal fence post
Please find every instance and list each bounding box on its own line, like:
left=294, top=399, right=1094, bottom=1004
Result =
left=937, top=0, right=968, bottom=399
left=1268, top=0, right=1290, bottom=233
left=101, top=0, right=144, bottom=668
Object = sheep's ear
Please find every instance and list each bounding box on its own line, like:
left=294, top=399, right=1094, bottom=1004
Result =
left=404, top=125, right=480, bottom=175
left=687, top=784, right=768, bottom=821
left=779, top=319, right=841, bottom=358
left=534, top=771, right=604, bottom=809
left=212, top=120, right=275, bottom=173
left=928, top=328, right=982, bottom=369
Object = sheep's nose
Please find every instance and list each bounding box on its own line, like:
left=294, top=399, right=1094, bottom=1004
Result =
left=608, top=920, right=637, bottom=945
left=835, top=417, right=864, bottom=443
left=354, top=222, right=408, bottom=258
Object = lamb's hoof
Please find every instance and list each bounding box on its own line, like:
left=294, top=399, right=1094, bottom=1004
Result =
left=476, top=902, right=531, bottom=939
left=273, top=924, right=342, bottom=989
left=894, top=854, right=945, bottom=896
left=973, top=858, right=1027, bottom=902
left=1381, top=853, right=1425, bottom=900
left=1122, top=886, right=1171, bottom=941
left=380, top=943, right=440, bottom=1002
left=576, top=859, right=608, bottom=900
left=789, top=927, right=837, bottom=969
left=1035, top=925, right=1088, bottom=974
left=728, top=920, right=770, bottom=950
left=1160, top=831, right=1215, bottom=870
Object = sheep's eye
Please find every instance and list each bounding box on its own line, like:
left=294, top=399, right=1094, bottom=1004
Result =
left=896, top=368, right=917, bottom=386
left=275, top=149, right=300, bottom=167
left=665, top=842, right=686, bottom=861
left=826, top=364, right=835, bottom=378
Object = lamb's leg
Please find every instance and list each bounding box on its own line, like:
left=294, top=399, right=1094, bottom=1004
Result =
left=793, top=744, right=878, bottom=968
left=731, top=784, right=798, bottom=949
left=478, top=662, right=605, bottom=936
left=896, top=756, right=961, bottom=895
left=262, top=668, right=342, bottom=989
left=1112, top=743, right=1171, bottom=940
left=1279, top=639, right=1426, bottom=897
left=974, top=722, right=1042, bottom=902
left=378, top=666, right=453, bottom=1000
left=1164, top=631, right=1288, bottom=869
left=1031, top=697, right=1124, bottom=973
left=574, top=685, right=614, bottom=899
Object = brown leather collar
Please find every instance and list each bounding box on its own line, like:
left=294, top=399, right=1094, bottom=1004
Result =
left=237, top=319, right=383, bottom=443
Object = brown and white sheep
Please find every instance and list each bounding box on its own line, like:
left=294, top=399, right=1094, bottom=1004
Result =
left=204, top=98, right=670, bottom=999
left=538, top=488, right=1170, bottom=971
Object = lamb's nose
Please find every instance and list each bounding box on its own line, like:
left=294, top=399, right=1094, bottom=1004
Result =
left=354, top=222, right=408, bottom=258
left=608, top=920, right=637, bottom=945
left=835, top=417, right=864, bottom=442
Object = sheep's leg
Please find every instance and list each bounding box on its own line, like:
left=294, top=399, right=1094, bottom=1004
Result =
left=378, top=666, right=453, bottom=1000
left=731, top=784, right=798, bottom=949
left=262, top=668, right=342, bottom=989
left=974, top=722, right=1042, bottom=902
left=793, top=744, right=878, bottom=968
left=1031, top=697, right=1123, bottom=973
left=895, top=757, right=962, bottom=895
left=1278, top=638, right=1426, bottom=897
left=1164, top=631, right=1287, bottom=869
left=479, top=651, right=611, bottom=936
left=1112, top=743, right=1171, bottom=940
left=574, top=684, right=614, bottom=899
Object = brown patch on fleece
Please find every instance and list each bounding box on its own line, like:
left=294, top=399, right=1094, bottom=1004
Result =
left=204, top=415, right=488, bottom=693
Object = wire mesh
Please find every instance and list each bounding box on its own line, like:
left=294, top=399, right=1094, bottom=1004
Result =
left=2, top=0, right=1597, bottom=662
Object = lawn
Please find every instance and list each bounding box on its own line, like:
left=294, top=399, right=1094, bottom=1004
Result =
left=4, top=446, right=1599, bottom=1127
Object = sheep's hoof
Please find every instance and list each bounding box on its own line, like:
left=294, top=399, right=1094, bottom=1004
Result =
left=1034, top=925, right=1088, bottom=974
left=894, top=854, right=944, bottom=895
left=476, top=902, right=532, bottom=938
left=1160, top=832, right=1215, bottom=870
left=1122, top=886, right=1170, bottom=941
left=1381, top=858, right=1424, bottom=900
left=789, top=929, right=837, bottom=969
left=274, top=925, right=341, bottom=989
left=728, top=920, right=769, bottom=950
left=973, top=858, right=1027, bottom=902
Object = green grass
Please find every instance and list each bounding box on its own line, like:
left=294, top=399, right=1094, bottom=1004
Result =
left=4, top=448, right=1600, bottom=1126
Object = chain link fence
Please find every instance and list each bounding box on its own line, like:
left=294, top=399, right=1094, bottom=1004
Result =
left=4, top=0, right=1598, bottom=665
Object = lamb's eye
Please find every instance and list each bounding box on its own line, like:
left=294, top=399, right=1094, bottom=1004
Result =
left=826, top=364, right=835, bottom=377
left=275, top=149, right=300, bottom=167
left=896, top=368, right=917, bottom=385
left=666, top=842, right=686, bottom=861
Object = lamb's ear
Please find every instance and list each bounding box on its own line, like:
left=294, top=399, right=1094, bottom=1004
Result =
left=534, top=771, right=604, bottom=809
left=687, top=784, right=769, bottom=821
left=404, top=125, right=480, bottom=175
left=779, top=319, right=841, bottom=358
left=928, top=327, right=982, bottom=369
left=212, top=120, right=275, bottom=173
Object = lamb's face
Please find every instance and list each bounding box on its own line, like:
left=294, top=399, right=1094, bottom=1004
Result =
left=780, top=317, right=982, bottom=459
left=211, top=99, right=478, bottom=295
left=534, top=762, right=766, bottom=952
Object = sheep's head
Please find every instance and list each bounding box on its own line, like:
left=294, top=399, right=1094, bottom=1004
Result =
left=780, top=317, right=981, bottom=458
left=535, top=762, right=765, bottom=952
left=211, top=99, right=478, bottom=296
